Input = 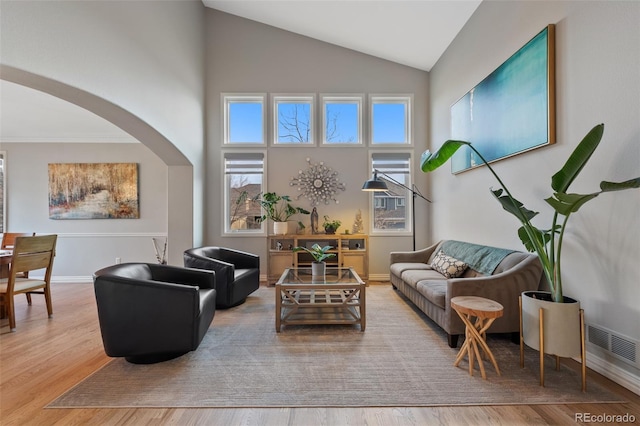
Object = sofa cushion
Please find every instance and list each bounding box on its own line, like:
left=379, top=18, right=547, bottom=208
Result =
left=431, top=250, right=468, bottom=278
left=401, top=269, right=446, bottom=289
left=390, top=262, right=432, bottom=278
left=416, top=280, right=447, bottom=309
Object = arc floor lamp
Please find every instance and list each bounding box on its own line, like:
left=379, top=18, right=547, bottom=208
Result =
left=362, top=170, right=431, bottom=251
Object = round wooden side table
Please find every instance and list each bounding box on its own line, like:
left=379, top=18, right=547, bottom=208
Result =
left=451, top=296, right=504, bottom=379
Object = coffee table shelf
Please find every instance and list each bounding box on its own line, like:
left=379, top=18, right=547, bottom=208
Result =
left=275, top=267, right=366, bottom=332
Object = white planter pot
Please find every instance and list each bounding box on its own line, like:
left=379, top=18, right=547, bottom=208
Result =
left=273, top=221, right=288, bottom=235
left=521, top=291, right=581, bottom=358
left=311, top=261, right=326, bottom=277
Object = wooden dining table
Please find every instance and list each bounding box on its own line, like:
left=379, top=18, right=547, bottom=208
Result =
left=0, top=251, right=12, bottom=318
left=0, top=251, right=12, bottom=279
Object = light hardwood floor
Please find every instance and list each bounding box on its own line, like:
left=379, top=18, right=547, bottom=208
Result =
left=1, top=282, right=638, bottom=426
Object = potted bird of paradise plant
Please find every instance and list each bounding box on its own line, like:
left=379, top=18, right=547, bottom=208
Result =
left=420, top=123, right=640, bottom=367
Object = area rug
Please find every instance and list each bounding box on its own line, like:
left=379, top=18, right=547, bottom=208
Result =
left=49, top=285, right=623, bottom=408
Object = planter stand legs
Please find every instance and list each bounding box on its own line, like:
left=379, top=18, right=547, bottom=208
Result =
left=519, top=296, right=587, bottom=392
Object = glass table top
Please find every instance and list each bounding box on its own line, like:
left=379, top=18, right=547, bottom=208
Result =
left=277, top=267, right=363, bottom=285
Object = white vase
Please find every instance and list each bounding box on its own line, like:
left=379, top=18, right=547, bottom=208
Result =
left=521, top=291, right=582, bottom=358
left=273, top=221, right=288, bottom=235
left=311, top=261, right=326, bottom=277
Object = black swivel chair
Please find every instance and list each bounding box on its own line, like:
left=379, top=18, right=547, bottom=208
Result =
left=93, top=263, right=217, bottom=364
left=183, top=246, right=260, bottom=308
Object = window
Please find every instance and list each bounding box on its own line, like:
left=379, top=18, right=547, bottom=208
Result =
left=321, top=95, right=363, bottom=145
left=370, top=95, right=412, bottom=145
left=273, top=95, right=315, bottom=145
left=369, top=152, right=412, bottom=234
left=223, top=152, right=265, bottom=235
left=223, top=94, right=266, bottom=145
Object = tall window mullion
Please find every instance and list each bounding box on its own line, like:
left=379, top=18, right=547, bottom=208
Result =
left=224, top=152, right=265, bottom=235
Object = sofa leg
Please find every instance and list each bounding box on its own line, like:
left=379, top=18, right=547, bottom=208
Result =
left=448, top=334, right=459, bottom=348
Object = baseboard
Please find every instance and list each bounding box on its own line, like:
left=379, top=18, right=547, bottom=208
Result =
left=369, top=273, right=390, bottom=282
left=586, top=351, right=640, bottom=395
left=51, top=276, right=93, bottom=283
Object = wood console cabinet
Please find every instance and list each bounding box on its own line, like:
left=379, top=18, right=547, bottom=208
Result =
left=267, top=234, right=368, bottom=284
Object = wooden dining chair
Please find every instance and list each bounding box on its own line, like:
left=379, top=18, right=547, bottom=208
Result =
left=0, top=235, right=57, bottom=332
left=1, top=232, right=37, bottom=299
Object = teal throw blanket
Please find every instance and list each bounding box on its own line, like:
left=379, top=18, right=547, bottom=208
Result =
left=440, top=240, right=515, bottom=275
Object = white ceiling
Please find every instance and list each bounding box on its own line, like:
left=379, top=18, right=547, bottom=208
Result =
left=204, top=0, right=481, bottom=72
left=0, top=0, right=480, bottom=143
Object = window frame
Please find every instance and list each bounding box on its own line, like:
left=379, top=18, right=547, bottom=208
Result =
left=368, top=150, right=414, bottom=236
left=222, top=93, right=267, bottom=146
left=369, top=94, right=413, bottom=146
left=272, top=94, right=316, bottom=146
left=222, top=150, right=267, bottom=236
left=320, top=94, right=364, bottom=146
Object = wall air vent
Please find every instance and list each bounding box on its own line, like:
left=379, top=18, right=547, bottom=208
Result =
left=587, top=323, right=639, bottom=368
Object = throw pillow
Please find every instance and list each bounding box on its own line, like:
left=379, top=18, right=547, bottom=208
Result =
left=431, top=250, right=468, bottom=279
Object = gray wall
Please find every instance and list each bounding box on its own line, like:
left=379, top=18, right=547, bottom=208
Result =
left=430, top=1, right=639, bottom=383
left=2, top=142, right=168, bottom=278
left=0, top=0, right=206, bottom=263
left=205, top=10, right=430, bottom=278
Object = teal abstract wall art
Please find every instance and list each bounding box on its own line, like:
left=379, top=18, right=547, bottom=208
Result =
left=450, top=24, right=556, bottom=174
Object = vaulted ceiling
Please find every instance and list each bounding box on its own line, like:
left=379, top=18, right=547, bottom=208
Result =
left=0, top=1, right=480, bottom=143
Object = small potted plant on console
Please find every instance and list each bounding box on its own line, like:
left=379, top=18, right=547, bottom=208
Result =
left=322, top=216, right=341, bottom=234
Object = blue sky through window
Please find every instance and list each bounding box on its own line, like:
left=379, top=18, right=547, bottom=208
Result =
left=325, top=102, right=358, bottom=143
left=372, top=103, right=406, bottom=143
left=277, top=102, right=311, bottom=143
left=229, top=102, right=263, bottom=143
left=227, top=96, right=409, bottom=145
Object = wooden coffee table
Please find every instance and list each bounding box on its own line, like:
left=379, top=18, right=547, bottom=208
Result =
left=275, top=267, right=366, bottom=332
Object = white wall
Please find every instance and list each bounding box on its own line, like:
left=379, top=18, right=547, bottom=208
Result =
left=430, top=1, right=639, bottom=381
left=0, top=0, right=206, bottom=263
left=205, top=10, right=430, bottom=277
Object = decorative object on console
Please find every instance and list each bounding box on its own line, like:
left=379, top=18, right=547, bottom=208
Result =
left=352, top=209, right=364, bottom=234
left=362, top=170, right=431, bottom=250
left=289, top=157, right=346, bottom=206
left=310, top=207, right=319, bottom=234
left=48, top=163, right=139, bottom=219
left=450, top=24, right=556, bottom=174
left=421, top=123, right=640, bottom=390
left=322, top=215, right=341, bottom=234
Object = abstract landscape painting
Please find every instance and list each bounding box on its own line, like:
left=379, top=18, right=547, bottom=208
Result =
left=48, top=163, right=139, bottom=219
left=450, top=24, right=555, bottom=174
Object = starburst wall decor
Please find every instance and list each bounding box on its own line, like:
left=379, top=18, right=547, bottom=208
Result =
left=289, top=158, right=346, bottom=206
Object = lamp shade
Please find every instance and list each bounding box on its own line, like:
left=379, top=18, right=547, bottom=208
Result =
left=362, top=172, right=389, bottom=191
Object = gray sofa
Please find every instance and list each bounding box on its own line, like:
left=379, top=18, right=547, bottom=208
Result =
left=390, top=240, right=543, bottom=348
